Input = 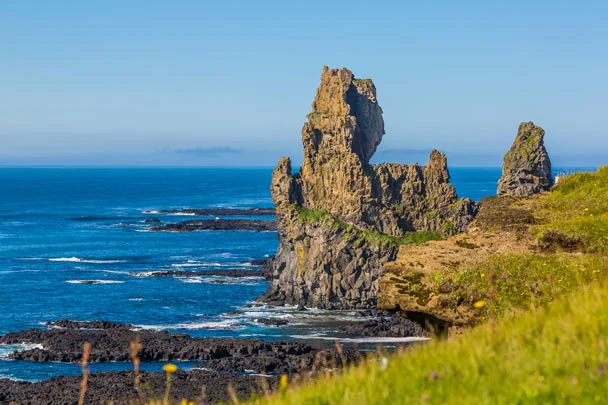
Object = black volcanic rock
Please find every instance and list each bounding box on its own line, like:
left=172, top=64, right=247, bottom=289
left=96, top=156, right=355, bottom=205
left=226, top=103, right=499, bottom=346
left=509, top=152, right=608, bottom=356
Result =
left=0, top=318, right=428, bottom=403
left=150, top=219, right=276, bottom=232
left=0, top=321, right=313, bottom=363
left=253, top=318, right=289, bottom=327
left=0, top=370, right=276, bottom=405
left=339, top=310, right=428, bottom=337
left=203, top=348, right=359, bottom=375
left=130, top=269, right=266, bottom=278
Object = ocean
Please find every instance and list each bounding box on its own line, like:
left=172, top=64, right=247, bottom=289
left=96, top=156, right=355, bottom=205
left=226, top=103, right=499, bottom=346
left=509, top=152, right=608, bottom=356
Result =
left=0, top=166, right=588, bottom=381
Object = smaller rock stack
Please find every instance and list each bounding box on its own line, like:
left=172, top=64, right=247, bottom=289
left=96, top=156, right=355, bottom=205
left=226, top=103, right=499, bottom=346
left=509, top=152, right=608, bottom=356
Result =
left=497, top=121, right=553, bottom=197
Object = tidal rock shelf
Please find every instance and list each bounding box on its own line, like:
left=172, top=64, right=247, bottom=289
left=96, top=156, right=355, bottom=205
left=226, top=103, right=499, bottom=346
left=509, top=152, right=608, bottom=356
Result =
left=130, top=269, right=269, bottom=279
left=147, top=207, right=275, bottom=216
left=0, top=320, right=323, bottom=365
left=0, top=370, right=276, bottom=405
left=150, top=219, right=276, bottom=232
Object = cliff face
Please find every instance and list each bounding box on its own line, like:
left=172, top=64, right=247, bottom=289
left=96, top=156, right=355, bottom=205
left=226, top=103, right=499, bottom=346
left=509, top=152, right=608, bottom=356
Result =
left=259, top=67, right=479, bottom=309
left=497, top=122, right=553, bottom=197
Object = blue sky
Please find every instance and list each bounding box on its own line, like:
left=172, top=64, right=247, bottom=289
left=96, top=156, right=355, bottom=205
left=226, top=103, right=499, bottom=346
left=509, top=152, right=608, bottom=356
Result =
left=1, top=1, right=606, bottom=167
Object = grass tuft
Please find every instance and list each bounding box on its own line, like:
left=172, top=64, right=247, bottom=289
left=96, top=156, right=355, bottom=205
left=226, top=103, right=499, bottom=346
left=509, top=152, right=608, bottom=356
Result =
left=293, top=205, right=443, bottom=247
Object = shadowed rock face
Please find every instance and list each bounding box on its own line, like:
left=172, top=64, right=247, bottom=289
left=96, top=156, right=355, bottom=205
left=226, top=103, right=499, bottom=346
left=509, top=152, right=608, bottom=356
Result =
left=497, top=122, right=553, bottom=197
left=258, top=66, right=479, bottom=309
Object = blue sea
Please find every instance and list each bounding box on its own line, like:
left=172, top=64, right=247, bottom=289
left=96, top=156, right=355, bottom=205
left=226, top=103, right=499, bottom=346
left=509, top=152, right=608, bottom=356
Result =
left=0, top=167, right=589, bottom=381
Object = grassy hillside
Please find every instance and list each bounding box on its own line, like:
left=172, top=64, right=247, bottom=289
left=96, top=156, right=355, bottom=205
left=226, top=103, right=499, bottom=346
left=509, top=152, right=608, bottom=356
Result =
left=430, top=166, right=608, bottom=321
left=536, top=166, right=608, bottom=253
left=248, top=281, right=608, bottom=404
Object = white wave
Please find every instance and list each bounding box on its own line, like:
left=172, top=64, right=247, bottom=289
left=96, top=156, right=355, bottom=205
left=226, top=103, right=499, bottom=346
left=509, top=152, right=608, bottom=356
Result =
left=234, top=311, right=293, bottom=320
left=128, top=298, right=145, bottom=301
left=171, top=261, right=255, bottom=269
left=135, top=319, right=243, bottom=331
left=0, top=343, right=44, bottom=359
left=130, top=271, right=160, bottom=277
left=178, top=278, right=204, bottom=284
left=211, top=252, right=237, bottom=259
left=47, top=257, right=127, bottom=264
left=0, top=270, right=42, bottom=274
left=289, top=335, right=430, bottom=343
left=0, top=373, right=29, bottom=382
left=66, top=279, right=125, bottom=285
left=98, top=270, right=130, bottom=275
left=143, top=210, right=160, bottom=214
left=244, top=372, right=275, bottom=377
left=168, top=212, right=196, bottom=216
left=234, top=304, right=375, bottom=323
left=170, top=262, right=207, bottom=267
left=177, top=276, right=263, bottom=285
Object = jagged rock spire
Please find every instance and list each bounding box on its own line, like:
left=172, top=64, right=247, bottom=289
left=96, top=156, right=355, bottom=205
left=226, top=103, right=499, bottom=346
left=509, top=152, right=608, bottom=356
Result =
left=261, top=66, right=479, bottom=309
left=497, top=122, right=553, bottom=197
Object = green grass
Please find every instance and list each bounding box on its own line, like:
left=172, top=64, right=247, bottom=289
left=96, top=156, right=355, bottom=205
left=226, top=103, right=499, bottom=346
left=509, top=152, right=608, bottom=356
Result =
left=293, top=205, right=443, bottom=248
left=248, top=281, right=608, bottom=404
left=353, top=78, right=373, bottom=85
left=535, top=166, right=608, bottom=253
left=434, top=253, right=607, bottom=319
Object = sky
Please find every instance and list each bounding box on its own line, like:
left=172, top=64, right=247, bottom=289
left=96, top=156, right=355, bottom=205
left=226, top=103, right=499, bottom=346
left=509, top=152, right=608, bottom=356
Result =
left=1, top=1, right=607, bottom=167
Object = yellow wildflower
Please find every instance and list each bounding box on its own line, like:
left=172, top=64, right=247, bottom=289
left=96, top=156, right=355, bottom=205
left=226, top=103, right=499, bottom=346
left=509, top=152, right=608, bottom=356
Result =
left=473, top=300, right=485, bottom=309
left=163, top=363, right=178, bottom=374
left=280, top=374, right=289, bottom=390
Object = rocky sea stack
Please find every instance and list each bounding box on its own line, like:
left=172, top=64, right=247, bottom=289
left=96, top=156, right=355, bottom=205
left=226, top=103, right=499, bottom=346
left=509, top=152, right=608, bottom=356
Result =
left=497, top=121, right=553, bottom=196
left=258, top=66, right=479, bottom=309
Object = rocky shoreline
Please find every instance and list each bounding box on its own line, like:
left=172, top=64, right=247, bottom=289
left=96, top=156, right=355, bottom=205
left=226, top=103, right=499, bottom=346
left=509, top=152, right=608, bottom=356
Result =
left=0, top=316, right=426, bottom=403
left=0, top=317, right=424, bottom=365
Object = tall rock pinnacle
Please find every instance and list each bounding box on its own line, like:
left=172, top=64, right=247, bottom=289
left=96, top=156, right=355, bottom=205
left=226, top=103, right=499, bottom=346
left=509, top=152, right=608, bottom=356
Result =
left=258, top=67, right=479, bottom=309
left=497, top=122, right=553, bottom=197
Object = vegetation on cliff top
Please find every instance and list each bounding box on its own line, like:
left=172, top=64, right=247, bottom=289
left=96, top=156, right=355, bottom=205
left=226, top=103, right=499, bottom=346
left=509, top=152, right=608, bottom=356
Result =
left=437, top=166, right=608, bottom=319
left=535, top=166, right=608, bottom=253
left=458, top=165, right=608, bottom=312
left=294, top=205, right=443, bottom=247
left=432, top=253, right=607, bottom=320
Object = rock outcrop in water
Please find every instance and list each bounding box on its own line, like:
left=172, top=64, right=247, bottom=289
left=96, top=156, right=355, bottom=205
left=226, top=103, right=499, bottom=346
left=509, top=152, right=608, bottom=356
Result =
left=497, top=121, right=553, bottom=196
left=150, top=219, right=276, bottom=232
left=258, top=66, right=479, bottom=309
